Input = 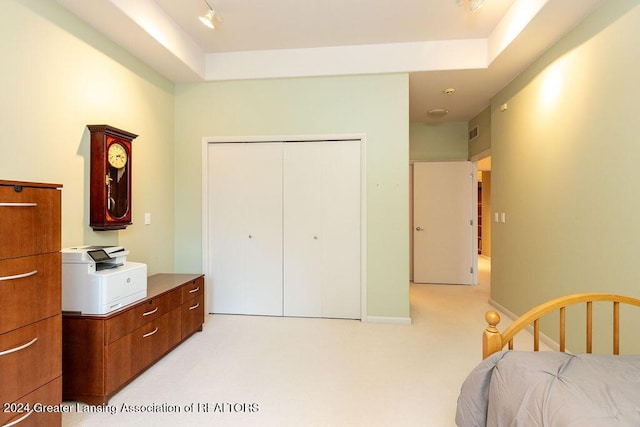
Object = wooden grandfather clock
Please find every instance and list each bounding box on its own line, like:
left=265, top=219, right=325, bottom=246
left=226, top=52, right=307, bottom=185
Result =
left=88, top=125, right=138, bottom=230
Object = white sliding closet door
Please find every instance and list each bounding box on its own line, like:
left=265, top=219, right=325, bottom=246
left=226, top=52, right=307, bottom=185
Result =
left=321, top=142, right=361, bottom=318
left=284, top=141, right=361, bottom=319
left=283, top=143, right=323, bottom=317
left=209, top=143, right=283, bottom=315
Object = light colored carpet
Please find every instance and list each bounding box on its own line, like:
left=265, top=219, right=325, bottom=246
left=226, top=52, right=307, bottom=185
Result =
left=61, top=257, right=534, bottom=426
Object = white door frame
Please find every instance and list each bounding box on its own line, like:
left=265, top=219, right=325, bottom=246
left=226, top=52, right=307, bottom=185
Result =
left=201, top=133, right=368, bottom=320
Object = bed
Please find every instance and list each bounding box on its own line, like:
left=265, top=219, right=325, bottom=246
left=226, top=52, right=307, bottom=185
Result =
left=455, top=293, right=640, bottom=427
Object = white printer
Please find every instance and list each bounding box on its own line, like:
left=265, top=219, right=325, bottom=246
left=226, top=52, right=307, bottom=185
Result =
left=62, top=245, right=147, bottom=315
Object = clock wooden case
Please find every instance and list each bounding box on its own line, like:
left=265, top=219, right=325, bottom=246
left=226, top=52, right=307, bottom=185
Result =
left=88, top=125, right=138, bottom=230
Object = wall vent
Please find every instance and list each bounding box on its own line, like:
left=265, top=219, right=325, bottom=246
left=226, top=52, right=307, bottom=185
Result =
left=469, top=126, right=479, bottom=141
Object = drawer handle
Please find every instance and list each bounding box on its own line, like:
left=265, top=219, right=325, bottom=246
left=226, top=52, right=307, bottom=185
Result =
left=189, top=302, right=200, bottom=311
left=143, top=327, right=159, bottom=338
left=188, top=287, right=200, bottom=294
left=3, top=409, right=34, bottom=427
left=142, top=307, right=158, bottom=316
left=0, top=337, right=38, bottom=357
left=0, top=202, right=38, bottom=207
left=0, top=270, right=38, bottom=282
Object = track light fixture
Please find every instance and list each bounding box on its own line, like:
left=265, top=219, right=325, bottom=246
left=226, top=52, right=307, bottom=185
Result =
left=199, top=0, right=220, bottom=29
left=456, top=0, right=485, bottom=12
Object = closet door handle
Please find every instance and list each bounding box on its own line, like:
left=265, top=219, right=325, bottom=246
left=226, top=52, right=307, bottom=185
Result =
left=143, top=327, right=159, bottom=338
left=142, top=307, right=158, bottom=316
left=189, top=302, right=200, bottom=311
left=188, top=287, right=200, bottom=294
left=0, top=337, right=38, bottom=357
left=3, top=409, right=34, bottom=427
left=0, top=270, right=38, bottom=282
left=0, top=202, right=38, bottom=207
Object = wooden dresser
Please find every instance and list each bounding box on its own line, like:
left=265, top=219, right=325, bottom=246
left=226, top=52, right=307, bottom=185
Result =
left=0, top=180, right=63, bottom=427
left=62, top=273, right=205, bottom=405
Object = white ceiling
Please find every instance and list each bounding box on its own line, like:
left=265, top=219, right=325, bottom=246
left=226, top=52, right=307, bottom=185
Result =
left=56, top=0, right=603, bottom=123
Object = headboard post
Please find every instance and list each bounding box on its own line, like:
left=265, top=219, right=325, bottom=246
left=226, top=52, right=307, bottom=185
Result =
left=483, top=311, right=502, bottom=359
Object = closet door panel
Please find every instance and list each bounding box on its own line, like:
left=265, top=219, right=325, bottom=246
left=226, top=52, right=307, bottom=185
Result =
left=209, top=144, right=247, bottom=314
left=209, top=143, right=283, bottom=316
left=209, top=140, right=361, bottom=319
left=243, top=143, right=283, bottom=316
left=283, top=143, right=322, bottom=317
left=321, top=142, right=361, bottom=319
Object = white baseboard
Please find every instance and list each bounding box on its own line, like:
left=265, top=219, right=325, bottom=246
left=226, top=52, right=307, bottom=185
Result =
left=363, top=316, right=412, bottom=324
left=488, top=299, right=559, bottom=351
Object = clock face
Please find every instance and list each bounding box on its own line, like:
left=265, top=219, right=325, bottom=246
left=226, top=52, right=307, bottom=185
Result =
left=108, top=143, right=128, bottom=169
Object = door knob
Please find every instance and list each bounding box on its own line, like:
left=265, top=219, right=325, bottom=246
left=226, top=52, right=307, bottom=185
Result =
left=415, top=226, right=424, bottom=231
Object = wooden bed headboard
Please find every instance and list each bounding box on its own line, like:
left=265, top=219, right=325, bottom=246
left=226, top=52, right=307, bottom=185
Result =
left=483, top=293, right=640, bottom=359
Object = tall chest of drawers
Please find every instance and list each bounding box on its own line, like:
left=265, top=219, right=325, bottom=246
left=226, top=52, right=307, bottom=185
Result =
left=0, top=180, right=62, bottom=427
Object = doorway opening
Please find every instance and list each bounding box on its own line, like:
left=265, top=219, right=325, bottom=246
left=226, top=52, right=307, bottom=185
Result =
left=476, top=156, right=491, bottom=260
left=475, top=155, right=491, bottom=295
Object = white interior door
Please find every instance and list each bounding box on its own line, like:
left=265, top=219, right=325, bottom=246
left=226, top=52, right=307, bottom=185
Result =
left=209, top=143, right=245, bottom=314
left=413, top=161, right=475, bottom=285
left=283, top=141, right=361, bottom=319
left=209, top=139, right=361, bottom=319
left=320, top=141, right=361, bottom=318
left=209, top=143, right=283, bottom=315
left=283, top=142, right=323, bottom=317
left=243, top=144, right=283, bottom=315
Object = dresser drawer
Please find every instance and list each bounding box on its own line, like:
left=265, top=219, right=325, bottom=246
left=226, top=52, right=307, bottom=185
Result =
left=0, top=184, right=61, bottom=260
left=104, top=288, right=182, bottom=345
left=105, top=307, right=181, bottom=395
left=181, top=276, right=204, bottom=303
left=0, top=315, right=61, bottom=405
left=182, top=293, right=204, bottom=339
left=0, top=376, right=62, bottom=427
left=0, top=253, right=61, bottom=335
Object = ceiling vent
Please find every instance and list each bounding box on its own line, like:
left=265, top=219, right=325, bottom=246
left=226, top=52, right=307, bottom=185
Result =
left=468, top=126, right=479, bottom=141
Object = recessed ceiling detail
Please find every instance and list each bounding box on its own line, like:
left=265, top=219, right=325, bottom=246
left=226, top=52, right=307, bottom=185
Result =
left=56, top=0, right=605, bottom=123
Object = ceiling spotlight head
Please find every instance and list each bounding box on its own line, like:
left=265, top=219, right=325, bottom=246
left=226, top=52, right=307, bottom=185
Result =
left=469, top=0, right=485, bottom=12
left=456, top=0, right=485, bottom=12
left=199, top=10, right=215, bottom=29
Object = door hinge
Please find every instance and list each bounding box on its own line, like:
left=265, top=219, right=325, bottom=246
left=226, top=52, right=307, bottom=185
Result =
left=470, top=219, right=474, bottom=226
left=470, top=267, right=474, bottom=274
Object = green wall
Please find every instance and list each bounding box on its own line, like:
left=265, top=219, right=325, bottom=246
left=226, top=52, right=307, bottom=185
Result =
left=1, top=0, right=411, bottom=320
left=410, top=122, right=468, bottom=161
left=0, top=0, right=176, bottom=274
left=491, top=0, right=640, bottom=353
left=468, top=106, right=491, bottom=159
left=174, top=75, right=411, bottom=320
